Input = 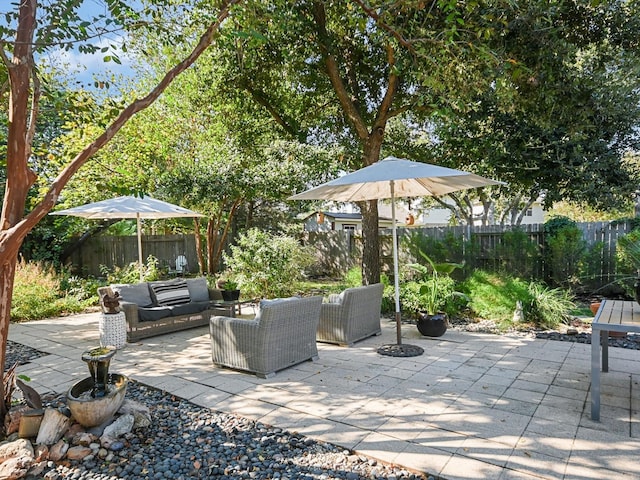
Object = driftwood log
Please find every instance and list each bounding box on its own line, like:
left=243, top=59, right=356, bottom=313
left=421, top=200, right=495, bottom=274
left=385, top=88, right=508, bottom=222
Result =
left=100, top=289, right=121, bottom=314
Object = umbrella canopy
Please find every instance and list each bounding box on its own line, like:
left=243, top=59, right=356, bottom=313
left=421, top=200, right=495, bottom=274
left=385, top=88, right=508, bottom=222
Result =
left=289, top=156, right=505, bottom=356
left=289, top=157, right=502, bottom=201
left=51, top=196, right=204, bottom=281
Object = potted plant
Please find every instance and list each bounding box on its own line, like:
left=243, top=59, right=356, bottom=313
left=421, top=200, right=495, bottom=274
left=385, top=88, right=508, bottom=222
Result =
left=409, top=251, right=464, bottom=337
left=219, top=279, right=241, bottom=301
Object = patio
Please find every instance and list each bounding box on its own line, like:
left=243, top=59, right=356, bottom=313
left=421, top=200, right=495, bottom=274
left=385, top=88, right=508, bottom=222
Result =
left=8, top=312, right=640, bottom=480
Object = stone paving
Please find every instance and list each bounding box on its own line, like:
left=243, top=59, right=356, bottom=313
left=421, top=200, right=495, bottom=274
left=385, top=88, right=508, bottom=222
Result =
left=8, top=311, right=640, bottom=480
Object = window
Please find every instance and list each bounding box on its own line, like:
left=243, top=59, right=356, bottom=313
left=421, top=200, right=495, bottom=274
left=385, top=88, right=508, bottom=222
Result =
left=343, top=224, right=356, bottom=232
left=525, top=208, right=533, bottom=216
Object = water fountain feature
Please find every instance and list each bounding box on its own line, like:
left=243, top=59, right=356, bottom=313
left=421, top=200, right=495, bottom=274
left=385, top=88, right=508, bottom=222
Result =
left=66, top=346, right=128, bottom=427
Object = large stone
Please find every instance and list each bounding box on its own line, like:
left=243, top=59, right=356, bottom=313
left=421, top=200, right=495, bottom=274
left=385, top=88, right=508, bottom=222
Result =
left=36, top=409, right=71, bottom=446
left=4, top=406, right=28, bottom=436
left=33, top=444, right=48, bottom=462
left=0, top=438, right=34, bottom=463
left=119, top=399, right=152, bottom=428
left=48, top=440, right=69, bottom=462
left=72, top=432, right=96, bottom=447
left=65, top=445, right=92, bottom=461
left=0, top=455, right=32, bottom=480
left=101, top=414, right=134, bottom=440
left=27, top=460, right=48, bottom=478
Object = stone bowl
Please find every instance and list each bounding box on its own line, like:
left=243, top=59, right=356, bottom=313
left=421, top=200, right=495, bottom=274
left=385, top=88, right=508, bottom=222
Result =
left=66, top=374, right=128, bottom=427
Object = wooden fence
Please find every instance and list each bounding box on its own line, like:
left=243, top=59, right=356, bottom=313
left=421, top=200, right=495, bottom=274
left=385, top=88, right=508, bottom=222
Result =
left=68, top=234, right=198, bottom=277
left=69, top=221, right=633, bottom=289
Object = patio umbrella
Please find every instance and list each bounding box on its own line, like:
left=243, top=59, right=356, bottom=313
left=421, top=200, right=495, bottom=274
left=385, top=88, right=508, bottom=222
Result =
left=51, top=195, right=204, bottom=281
left=289, top=156, right=504, bottom=357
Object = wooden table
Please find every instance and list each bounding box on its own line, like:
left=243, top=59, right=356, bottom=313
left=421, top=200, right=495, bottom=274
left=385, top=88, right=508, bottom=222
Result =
left=209, top=299, right=254, bottom=317
left=591, top=299, right=640, bottom=420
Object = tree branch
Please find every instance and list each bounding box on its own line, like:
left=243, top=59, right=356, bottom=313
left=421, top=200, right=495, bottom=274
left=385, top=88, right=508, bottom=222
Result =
left=12, top=0, right=242, bottom=242
left=312, top=1, right=369, bottom=141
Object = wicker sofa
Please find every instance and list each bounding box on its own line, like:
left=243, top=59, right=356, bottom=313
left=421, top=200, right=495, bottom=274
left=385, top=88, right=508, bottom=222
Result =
left=316, top=283, right=384, bottom=346
left=209, top=295, right=323, bottom=378
left=98, top=277, right=228, bottom=342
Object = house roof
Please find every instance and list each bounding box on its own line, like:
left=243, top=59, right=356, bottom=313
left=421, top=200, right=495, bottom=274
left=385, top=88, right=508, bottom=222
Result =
left=302, top=211, right=393, bottom=222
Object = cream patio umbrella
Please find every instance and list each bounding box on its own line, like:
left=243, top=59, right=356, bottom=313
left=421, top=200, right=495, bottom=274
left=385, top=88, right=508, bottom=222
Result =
left=51, top=195, right=204, bottom=281
left=289, top=156, right=504, bottom=357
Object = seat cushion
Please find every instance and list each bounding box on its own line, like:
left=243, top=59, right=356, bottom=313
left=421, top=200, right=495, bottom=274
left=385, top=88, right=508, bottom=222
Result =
left=259, top=297, right=301, bottom=310
left=149, top=280, right=191, bottom=306
left=169, top=302, right=208, bottom=316
left=112, top=283, right=153, bottom=308
left=138, top=306, right=172, bottom=322
left=186, top=277, right=209, bottom=302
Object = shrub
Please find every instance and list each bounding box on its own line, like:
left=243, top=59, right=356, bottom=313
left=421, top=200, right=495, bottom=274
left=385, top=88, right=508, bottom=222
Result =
left=526, top=282, right=575, bottom=329
left=461, top=270, right=530, bottom=323
left=342, top=267, right=362, bottom=288
left=495, top=228, right=541, bottom=279
left=462, top=269, right=575, bottom=329
left=99, top=255, right=161, bottom=284
left=224, top=229, right=315, bottom=298
left=11, top=259, right=88, bottom=321
left=544, top=216, right=586, bottom=288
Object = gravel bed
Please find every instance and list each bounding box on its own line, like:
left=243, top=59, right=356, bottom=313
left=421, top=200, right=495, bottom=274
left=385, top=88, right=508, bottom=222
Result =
left=447, top=316, right=640, bottom=349
left=34, top=382, right=427, bottom=480
left=4, top=342, right=429, bottom=480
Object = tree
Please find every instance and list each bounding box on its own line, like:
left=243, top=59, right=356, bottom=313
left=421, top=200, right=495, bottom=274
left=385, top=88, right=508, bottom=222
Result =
left=189, top=0, right=525, bottom=285
left=97, top=48, right=343, bottom=274
left=0, top=0, right=241, bottom=431
left=424, top=0, right=640, bottom=224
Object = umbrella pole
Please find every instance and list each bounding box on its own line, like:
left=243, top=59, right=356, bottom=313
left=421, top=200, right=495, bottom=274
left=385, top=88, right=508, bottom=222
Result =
left=137, top=213, right=144, bottom=282
left=377, top=180, right=423, bottom=358
left=391, top=181, right=402, bottom=345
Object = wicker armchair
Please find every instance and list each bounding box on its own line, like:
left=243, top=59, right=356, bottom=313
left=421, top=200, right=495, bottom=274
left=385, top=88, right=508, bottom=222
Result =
left=209, top=295, right=323, bottom=378
left=316, top=283, right=384, bottom=346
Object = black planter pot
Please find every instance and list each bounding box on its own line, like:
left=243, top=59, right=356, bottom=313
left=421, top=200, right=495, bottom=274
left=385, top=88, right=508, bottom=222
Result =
left=221, top=289, right=240, bottom=301
left=417, top=312, right=448, bottom=337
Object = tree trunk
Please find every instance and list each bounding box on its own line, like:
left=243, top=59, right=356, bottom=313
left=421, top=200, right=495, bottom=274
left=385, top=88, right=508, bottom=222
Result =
left=360, top=200, right=380, bottom=285
left=194, top=219, right=204, bottom=275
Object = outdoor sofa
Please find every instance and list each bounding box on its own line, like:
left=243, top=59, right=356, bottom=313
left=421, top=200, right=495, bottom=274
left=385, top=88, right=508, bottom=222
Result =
left=209, top=295, right=323, bottom=378
left=98, top=277, right=228, bottom=342
left=316, top=283, right=384, bottom=346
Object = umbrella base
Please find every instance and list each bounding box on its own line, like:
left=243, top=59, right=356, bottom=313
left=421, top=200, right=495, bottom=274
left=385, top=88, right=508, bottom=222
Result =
left=377, top=343, right=424, bottom=357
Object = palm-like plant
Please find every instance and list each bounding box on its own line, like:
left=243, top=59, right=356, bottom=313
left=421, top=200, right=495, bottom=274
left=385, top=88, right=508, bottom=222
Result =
left=408, top=251, right=464, bottom=315
left=617, top=229, right=640, bottom=277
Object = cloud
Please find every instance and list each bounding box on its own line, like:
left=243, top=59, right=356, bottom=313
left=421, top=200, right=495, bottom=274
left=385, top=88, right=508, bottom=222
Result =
left=43, top=35, right=134, bottom=84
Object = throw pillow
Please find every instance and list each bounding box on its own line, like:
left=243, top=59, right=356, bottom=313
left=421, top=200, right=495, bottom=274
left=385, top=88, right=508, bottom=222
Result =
left=186, top=277, right=209, bottom=303
left=112, top=283, right=153, bottom=308
left=150, top=280, right=190, bottom=306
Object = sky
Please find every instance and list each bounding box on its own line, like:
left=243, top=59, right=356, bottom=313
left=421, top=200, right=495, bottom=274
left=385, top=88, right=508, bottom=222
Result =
left=42, top=0, right=137, bottom=87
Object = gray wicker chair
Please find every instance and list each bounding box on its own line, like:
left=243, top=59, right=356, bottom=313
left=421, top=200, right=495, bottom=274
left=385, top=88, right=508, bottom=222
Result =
left=316, top=283, right=384, bottom=346
left=209, top=295, right=323, bottom=378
